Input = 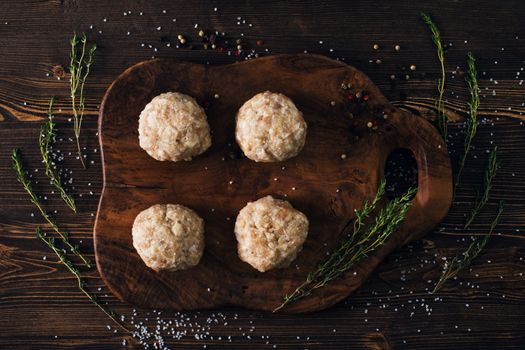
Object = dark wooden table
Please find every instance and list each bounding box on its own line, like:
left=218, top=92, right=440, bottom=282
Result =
left=1, top=1, right=524, bottom=349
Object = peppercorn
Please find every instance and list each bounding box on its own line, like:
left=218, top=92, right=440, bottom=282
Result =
left=256, top=40, right=264, bottom=46
left=395, top=45, right=401, bottom=51
left=410, top=64, right=416, bottom=71
left=373, top=44, right=379, bottom=50
left=198, top=29, right=205, bottom=37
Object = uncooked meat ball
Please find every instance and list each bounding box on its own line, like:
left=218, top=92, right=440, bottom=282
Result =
left=234, top=196, right=309, bottom=272
left=132, top=204, right=205, bottom=271
left=235, top=91, right=307, bottom=162
left=138, top=92, right=211, bottom=161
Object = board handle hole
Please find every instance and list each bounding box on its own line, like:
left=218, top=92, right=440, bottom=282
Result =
left=384, top=148, right=418, bottom=199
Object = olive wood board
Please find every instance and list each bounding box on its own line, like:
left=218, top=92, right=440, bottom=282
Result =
left=95, top=54, right=452, bottom=313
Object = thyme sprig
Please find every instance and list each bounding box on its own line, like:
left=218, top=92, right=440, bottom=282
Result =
left=421, top=12, right=447, bottom=138
left=454, top=52, right=480, bottom=196
left=36, top=227, right=129, bottom=332
left=465, top=146, right=500, bottom=228
left=39, top=97, right=77, bottom=212
left=70, top=32, right=96, bottom=169
left=12, top=148, right=90, bottom=267
left=274, top=181, right=416, bottom=312
left=433, top=201, right=504, bottom=293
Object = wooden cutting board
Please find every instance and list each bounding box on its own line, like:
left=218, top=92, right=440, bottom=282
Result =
left=94, top=54, right=452, bottom=313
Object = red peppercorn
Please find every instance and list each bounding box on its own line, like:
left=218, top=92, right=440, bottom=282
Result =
left=234, top=50, right=241, bottom=56
left=363, top=95, right=369, bottom=101
left=256, top=40, right=264, bottom=46
left=216, top=47, right=224, bottom=53
left=347, top=93, right=355, bottom=101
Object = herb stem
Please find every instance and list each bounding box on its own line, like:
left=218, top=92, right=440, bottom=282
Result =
left=36, top=228, right=129, bottom=332
left=12, top=148, right=90, bottom=267
left=454, top=52, right=480, bottom=197
left=433, top=201, right=504, bottom=293
left=39, top=97, right=77, bottom=213
left=274, top=181, right=416, bottom=312
left=464, top=146, right=500, bottom=228
left=421, top=12, right=447, bottom=138
left=69, top=32, right=96, bottom=169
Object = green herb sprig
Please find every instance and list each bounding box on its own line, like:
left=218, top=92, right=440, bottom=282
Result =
left=12, top=148, right=90, bottom=267
left=454, top=52, right=480, bottom=196
left=421, top=12, right=447, bottom=138
left=433, top=201, right=503, bottom=293
left=39, top=97, right=77, bottom=212
left=464, top=146, right=500, bottom=228
left=70, top=32, right=96, bottom=169
left=36, top=227, right=128, bottom=332
left=274, top=181, right=416, bottom=312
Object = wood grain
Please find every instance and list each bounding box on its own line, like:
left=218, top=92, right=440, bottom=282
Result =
left=0, top=0, right=524, bottom=349
left=95, top=54, right=452, bottom=312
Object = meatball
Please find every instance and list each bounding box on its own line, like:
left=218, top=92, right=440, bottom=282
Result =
left=138, top=92, right=211, bottom=161
left=132, top=204, right=205, bottom=271
left=234, top=196, right=309, bottom=272
left=236, top=91, right=307, bottom=162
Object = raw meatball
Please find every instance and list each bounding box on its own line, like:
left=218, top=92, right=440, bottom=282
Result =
left=138, top=92, right=211, bottom=161
left=234, top=196, right=309, bottom=272
left=132, top=204, right=205, bottom=271
left=236, top=91, right=307, bottom=162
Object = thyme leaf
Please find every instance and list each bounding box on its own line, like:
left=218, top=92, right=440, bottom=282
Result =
left=12, top=148, right=90, bottom=267
left=433, top=201, right=504, bottom=293
left=36, top=228, right=129, bottom=332
left=274, top=181, right=416, bottom=312
left=39, top=97, right=77, bottom=212
left=69, top=32, right=96, bottom=169
left=421, top=12, right=447, bottom=138
left=464, top=146, right=500, bottom=228
left=454, top=52, right=480, bottom=197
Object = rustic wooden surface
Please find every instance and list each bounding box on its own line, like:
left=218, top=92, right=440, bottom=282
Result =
left=0, top=0, right=524, bottom=349
left=96, top=54, right=451, bottom=313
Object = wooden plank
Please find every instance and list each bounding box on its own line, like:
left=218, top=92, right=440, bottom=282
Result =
left=0, top=0, right=524, bottom=349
